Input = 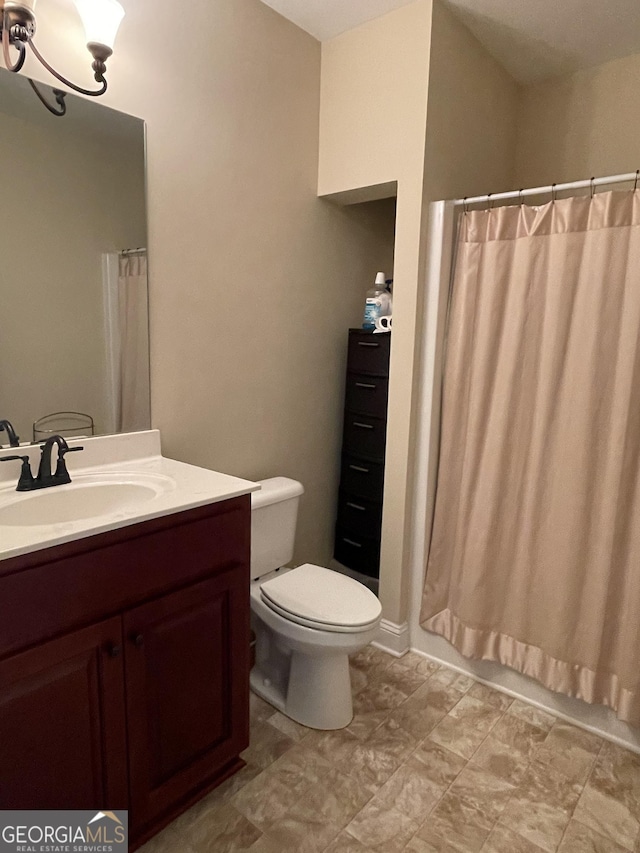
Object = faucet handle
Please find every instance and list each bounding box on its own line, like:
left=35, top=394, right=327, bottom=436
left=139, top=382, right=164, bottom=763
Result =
left=0, top=455, right=35, bottom=491
left=60, top=445, right=84, bottom=456
left=53, top=445, right=84, bottom=481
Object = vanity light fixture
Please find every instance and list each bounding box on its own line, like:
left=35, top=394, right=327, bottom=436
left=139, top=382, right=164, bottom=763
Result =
left=0, top=0, right=124, bottom=115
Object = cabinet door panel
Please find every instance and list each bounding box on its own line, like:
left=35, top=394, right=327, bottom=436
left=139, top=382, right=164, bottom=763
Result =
left=0, top=618, right=127, bottom=809
left=124, top=571, right=249, bottom=832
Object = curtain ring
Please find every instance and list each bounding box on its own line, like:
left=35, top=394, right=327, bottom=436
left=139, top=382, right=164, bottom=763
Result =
left=463, top=197, right=469, bottom=215
left=551, top=183, right=557, bottom=204
left=487, top=193, right=493, bottom=211
left=590, top=177, right=596, bottom=199
left=634, top=170, right=639, bottom=192
left=518, top=188, right=524, bottom=206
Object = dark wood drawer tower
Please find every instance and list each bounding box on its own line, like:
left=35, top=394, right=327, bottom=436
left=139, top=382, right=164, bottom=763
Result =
left=334, top=329, right=391, bottom=579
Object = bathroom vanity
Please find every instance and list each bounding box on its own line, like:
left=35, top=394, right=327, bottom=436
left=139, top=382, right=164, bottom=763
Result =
left=0, top=431, right=257, bottom=849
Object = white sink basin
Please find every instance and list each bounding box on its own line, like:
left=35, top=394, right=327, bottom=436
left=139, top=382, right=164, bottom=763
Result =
left=0, top=430, right=259, bottom=562
left=0, top=472, right=174, bottom=527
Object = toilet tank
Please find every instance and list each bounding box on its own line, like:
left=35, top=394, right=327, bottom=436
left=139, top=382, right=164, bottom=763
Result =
left=250, top=477, right=304, bottom=579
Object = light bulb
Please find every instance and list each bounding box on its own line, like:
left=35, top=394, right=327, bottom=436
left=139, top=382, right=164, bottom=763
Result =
left=74, top=0, right=124, bottom=51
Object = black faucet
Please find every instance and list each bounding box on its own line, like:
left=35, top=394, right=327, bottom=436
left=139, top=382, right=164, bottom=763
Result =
left=0, top=434, right=84, bottom=491
left=0, top=420, right=20, bottom=448
left=36, top=435, right=84, bottom=488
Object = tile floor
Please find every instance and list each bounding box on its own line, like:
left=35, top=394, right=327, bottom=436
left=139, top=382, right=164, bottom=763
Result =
left=139, top=647, right=640, bottom=853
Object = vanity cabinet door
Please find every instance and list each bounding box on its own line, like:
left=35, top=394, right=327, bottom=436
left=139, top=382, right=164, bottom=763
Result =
left=124, top=570, right=250, bottom=833
left=0, top=617, right=128, bottom=810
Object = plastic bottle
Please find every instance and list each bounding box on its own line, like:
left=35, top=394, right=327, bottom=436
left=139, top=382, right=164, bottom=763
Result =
left=362, top=272, right=391, bottom=330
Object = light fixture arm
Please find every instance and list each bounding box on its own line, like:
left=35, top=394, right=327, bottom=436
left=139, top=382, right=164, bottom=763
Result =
left=0, top=0, right=123, bottom=110
left=28, top=78, right=67, bottom=116
left=27, top=37, right=108, bottom=97
left=1, top=31, right=25, bottom=72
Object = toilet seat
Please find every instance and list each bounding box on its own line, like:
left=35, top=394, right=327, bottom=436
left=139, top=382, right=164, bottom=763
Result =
left=260, top=563, right=382, bottom=634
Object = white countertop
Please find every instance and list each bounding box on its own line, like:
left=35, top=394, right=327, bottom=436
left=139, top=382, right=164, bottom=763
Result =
left=0, top=430, right=259, bottom=562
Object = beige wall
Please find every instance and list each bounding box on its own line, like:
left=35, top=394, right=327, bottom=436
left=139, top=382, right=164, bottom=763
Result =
left=424, top=0, right=520, bottom=203
left=14, top=0, right=401, bottom=565
left=515, top=51, right=640, bottom=187
left=319, top=1, right=433, bottom=623
left=318, top=0, right=433, bottom=199
left=0, top=101, right=145, bottom=440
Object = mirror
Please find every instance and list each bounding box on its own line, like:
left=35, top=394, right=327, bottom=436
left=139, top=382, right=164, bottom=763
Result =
left=0, top=68, right=149, bottom=446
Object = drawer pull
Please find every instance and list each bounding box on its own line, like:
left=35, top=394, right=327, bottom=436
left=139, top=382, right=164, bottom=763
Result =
left=343, top=537, right=363, bottom=548
left=346, top=502, right=366, bottom=511
left=349, top=464, right=370, bottom=473
left=106, top=643, right=121, bottom=658
left=353, top=422, right=374, bottom=430
left=357, top=342, right=379, bottom=348
left=355, top=382, right=377, bottom=389
left=132, top=633, right=145, bottom=648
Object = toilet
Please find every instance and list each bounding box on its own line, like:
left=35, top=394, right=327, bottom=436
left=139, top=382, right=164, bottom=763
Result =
left=250, top=477, right=382, bottom=730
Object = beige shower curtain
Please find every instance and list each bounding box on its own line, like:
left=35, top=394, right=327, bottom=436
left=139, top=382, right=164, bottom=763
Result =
left=117, top=253, right=150, bottom=433
left=421, top=190, right=640, bottom=724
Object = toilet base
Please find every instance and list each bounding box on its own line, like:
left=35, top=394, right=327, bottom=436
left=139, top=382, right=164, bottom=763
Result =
left=250, top=666, right=286, bottom=714
left=251, top=649, right=353, bottom=730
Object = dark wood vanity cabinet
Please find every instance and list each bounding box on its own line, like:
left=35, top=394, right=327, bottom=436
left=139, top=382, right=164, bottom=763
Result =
left=0, top=616, right=129, bottom=811
left=0, top=496, right=251, bottom=850
left=334, top=329, right=391, bottom=579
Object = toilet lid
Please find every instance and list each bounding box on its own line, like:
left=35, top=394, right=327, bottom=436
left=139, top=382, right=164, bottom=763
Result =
left=260, top=563, right=382, bottom=631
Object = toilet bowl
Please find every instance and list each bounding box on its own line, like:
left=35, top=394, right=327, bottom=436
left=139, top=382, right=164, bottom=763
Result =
left=250, top=478, right=382, bottom=730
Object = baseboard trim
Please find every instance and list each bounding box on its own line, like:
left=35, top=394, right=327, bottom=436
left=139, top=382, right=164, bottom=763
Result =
left=373, top=619, right=410, bottom=657
left=410, top=630, right=640, bottom=755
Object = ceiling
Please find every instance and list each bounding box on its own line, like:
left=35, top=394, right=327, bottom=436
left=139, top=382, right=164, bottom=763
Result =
left=260, top=0, right=417, bottom=43
left=260, top=0, right=640, bottom=84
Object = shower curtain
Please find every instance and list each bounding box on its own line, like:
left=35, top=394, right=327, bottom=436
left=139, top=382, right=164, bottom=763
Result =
left=117, top=253, right=150, bottom=433
left=420, top=190, right=640, bottom=724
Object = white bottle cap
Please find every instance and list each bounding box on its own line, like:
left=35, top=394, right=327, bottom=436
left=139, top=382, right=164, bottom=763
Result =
left=375, top=272, right=386, bottom=286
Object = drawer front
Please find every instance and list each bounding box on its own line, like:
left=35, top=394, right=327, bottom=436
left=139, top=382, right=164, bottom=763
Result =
left=342, top=413, right=387, bottom=461
left=340, top=453, right=385, bottom=501
left=0, top=497, right=250, bottom=659
left=347, top=331, right=391, bottom=376
left=345, top=373, right=389, bottom=418
left=334, top=525, right=380, bottom=579
left=337, top=491, right=383, bottom=538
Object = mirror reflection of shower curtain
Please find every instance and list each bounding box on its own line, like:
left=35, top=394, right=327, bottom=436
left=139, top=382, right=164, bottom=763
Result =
left=116, top=253, right=150, bottom=433
left=421, top=191, right=640, bottom=725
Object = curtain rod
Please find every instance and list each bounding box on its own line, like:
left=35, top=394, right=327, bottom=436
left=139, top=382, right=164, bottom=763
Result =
left=454, top=171, right=640, bottom=208
left=120, top=247, right=147, bottom=256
